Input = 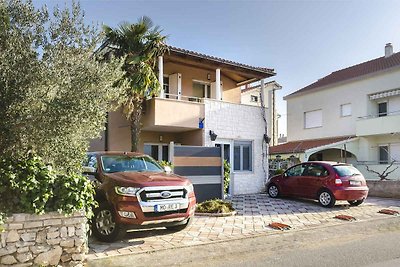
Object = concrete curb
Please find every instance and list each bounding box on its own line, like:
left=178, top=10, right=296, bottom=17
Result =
left=194, top=211, right=237, bottom=217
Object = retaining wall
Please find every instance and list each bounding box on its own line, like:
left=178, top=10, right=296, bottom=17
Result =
left=367, top=180, right=400, bottom=199
left=0, top=212, right=87, bottom=266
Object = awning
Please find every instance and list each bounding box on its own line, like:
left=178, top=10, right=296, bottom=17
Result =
left=370, top=89, right=400, bottom=100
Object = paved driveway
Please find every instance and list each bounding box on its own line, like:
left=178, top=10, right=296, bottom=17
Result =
left=87, top=195, right=400, bottom=260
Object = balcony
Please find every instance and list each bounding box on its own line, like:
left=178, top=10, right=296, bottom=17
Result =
left=142, top=97, right=205, bottom=132
left=356, top=112, right=400, bottom=136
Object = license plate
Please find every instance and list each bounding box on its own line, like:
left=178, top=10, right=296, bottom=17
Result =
left=154, top=203, right=180, bottom=212
left=350, top=180, right=361, bottom=186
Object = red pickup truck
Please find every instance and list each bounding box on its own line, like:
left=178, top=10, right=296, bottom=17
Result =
left=83, top=151, right=196, bottom=242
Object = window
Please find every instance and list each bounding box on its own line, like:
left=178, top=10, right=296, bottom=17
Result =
left=378, top=102, right=387, bottom=117
left=286, top=164, right=305, bottom=177
left=250, top=95, right=258, bottom=102
left=192, top=81, right=211, bottom=99
left=391, top=143, right=400, bottom=162
left=163, top=76, right=169, bottom=98
left=340, top=103, right=352, bottom=117
left=304, top=164, right=329, bottom=177
left=379, top=145, right=389, bottom=164
left=304, top=109, right=322, bottom=129
left=233, top=141, right=252, bottom=171
left=101, top=155, right=163, bottom=173
left=144, top=144, right=169, bottom=161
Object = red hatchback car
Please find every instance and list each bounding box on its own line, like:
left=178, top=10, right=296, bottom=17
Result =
left=267, top=161, right=369, bottom=208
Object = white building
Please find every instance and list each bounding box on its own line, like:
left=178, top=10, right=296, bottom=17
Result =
left=241, top=81, right=282, bottom=146
left=270, top=43, right=400, bottom=180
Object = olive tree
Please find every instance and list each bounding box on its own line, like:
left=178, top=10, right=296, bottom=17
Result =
left=0, top=0, right=124, bottom=173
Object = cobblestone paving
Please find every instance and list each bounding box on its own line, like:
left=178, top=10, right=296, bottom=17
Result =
left=87, top=196, right=400, bottom=260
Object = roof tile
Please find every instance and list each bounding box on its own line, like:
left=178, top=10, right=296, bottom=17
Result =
left=287, top=52, right=400, bottom=98
left=270, top=136, right=355, bottom=154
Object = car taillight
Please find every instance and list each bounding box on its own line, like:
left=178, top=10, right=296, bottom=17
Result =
left=335, top=173, right=343, bottom=186
left=335, top=179, right=343, bottom=186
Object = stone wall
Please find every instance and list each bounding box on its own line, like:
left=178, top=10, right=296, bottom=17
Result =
left=366, top=180, right=400, bottom=199
left=0, top=212, right=87, bottom=266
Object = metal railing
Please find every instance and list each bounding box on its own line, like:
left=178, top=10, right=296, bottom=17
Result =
left=357, top=110, right=400, bottom=120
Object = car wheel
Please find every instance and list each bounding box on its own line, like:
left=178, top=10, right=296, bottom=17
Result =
left=318, top=189, right=336, bottom=208
left=348, top=199, right=364, bottom=206
left=267, top=184, right=280, bottom=198
left=166, top=217, right=193, bottom=231
left=92, top=202, right=126, bottom=242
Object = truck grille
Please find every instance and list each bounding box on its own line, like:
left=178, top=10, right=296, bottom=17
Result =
left=139, top=187, right=187, bottom=202
left=143, top=208, right=188, bottom=218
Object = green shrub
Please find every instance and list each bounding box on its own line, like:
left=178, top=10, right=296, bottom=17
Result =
left=158, top=160, right=173, bottom=168
left=274, top=169, right=285, bottom=175
left=50, top=173, right=96, bottom=218
left=0, top=152, right=96, bottom=221
left=223, top=160, right=231, bottom=195
left=0, top=152, right=55, bottom=215
left=196, top=199, right=235, bottom=214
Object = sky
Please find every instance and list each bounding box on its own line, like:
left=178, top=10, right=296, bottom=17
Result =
left=34, top=0, right=400, bottom=135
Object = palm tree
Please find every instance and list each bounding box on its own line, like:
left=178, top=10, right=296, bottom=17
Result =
left=101, top=16, right=168, bottom=151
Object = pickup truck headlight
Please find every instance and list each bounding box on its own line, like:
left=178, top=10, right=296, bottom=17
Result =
left=184, top=184, right=194, bottom=193
left=115, top=186, right=140, bottom=196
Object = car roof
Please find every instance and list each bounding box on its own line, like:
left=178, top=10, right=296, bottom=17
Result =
left=304, top=161, right=351, bottom=166
left=87, top=151, right=145, bottom=157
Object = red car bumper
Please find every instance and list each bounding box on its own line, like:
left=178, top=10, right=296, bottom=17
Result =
left=331, top=186, right=369, bottom=201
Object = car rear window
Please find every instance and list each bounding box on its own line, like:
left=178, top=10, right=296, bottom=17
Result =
left=333, top=165, right=361, bottom=177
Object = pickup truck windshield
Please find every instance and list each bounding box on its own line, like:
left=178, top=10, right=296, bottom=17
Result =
left=101, top=155, right=163, bottom=173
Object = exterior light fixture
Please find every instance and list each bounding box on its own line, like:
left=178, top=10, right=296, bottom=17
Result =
left=159, top=135, right=163, bottom=142
left=207, top=73, right=211, bottom=80
left=209, top=130, right=217, bottom=141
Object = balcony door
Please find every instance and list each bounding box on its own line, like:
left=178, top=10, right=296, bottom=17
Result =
left=144, top=143, right=169, bottom=162
left=193, top=80, right=211, bottom=99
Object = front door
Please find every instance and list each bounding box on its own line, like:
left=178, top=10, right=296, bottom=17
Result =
left=215, top=142, right=232, bottom=194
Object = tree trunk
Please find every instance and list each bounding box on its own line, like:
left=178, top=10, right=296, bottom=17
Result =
left=130, top=99, right=143, bottom=152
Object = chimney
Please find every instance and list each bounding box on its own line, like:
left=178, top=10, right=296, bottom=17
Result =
left=385, top=43, right=393, bottom=58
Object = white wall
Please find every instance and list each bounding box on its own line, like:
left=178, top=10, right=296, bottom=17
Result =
left=204, top=99, right=267, bottom=194
left=286, top=67, right=400, bottom=141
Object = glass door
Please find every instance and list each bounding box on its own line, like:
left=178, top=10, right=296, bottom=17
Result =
left=215, top=141, right=233, bottom=195
left=144, top=144, right=169, bottom=161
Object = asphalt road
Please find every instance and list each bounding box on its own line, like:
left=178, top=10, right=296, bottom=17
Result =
left=87, top=217, right=400, bottom=267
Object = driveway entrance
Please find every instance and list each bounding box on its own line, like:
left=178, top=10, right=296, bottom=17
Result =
left=87, top=195, right=400, bottom=260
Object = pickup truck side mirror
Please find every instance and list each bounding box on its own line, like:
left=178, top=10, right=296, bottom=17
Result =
left=83, top=166, right=96, bottom=175
left=82, top=166, right=101, bottom=183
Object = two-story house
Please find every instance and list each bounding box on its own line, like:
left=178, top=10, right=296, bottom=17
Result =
left=270, top=43, right=400, bottom=179
left=241, top=81, right=282, bottom=146
left=90, top=46, right=276, bottom=194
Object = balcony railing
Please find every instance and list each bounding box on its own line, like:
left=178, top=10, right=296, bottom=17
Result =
left=357, top=110, right=400, bottom=120
left=164, top=93, right=203, bottom=103
left=142, top=97, right=205, bottom=132
left=356, top=111, right=400, bottom=136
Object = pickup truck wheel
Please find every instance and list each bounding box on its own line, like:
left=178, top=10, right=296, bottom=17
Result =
left=92, top=202, right=126, bottom=242
left=166, top=217, right=193, bottom=231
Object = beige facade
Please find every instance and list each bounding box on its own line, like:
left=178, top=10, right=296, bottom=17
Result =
left=89, top=46, right=277, bottom=194
left=283, top=47, right=400, bottom=180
